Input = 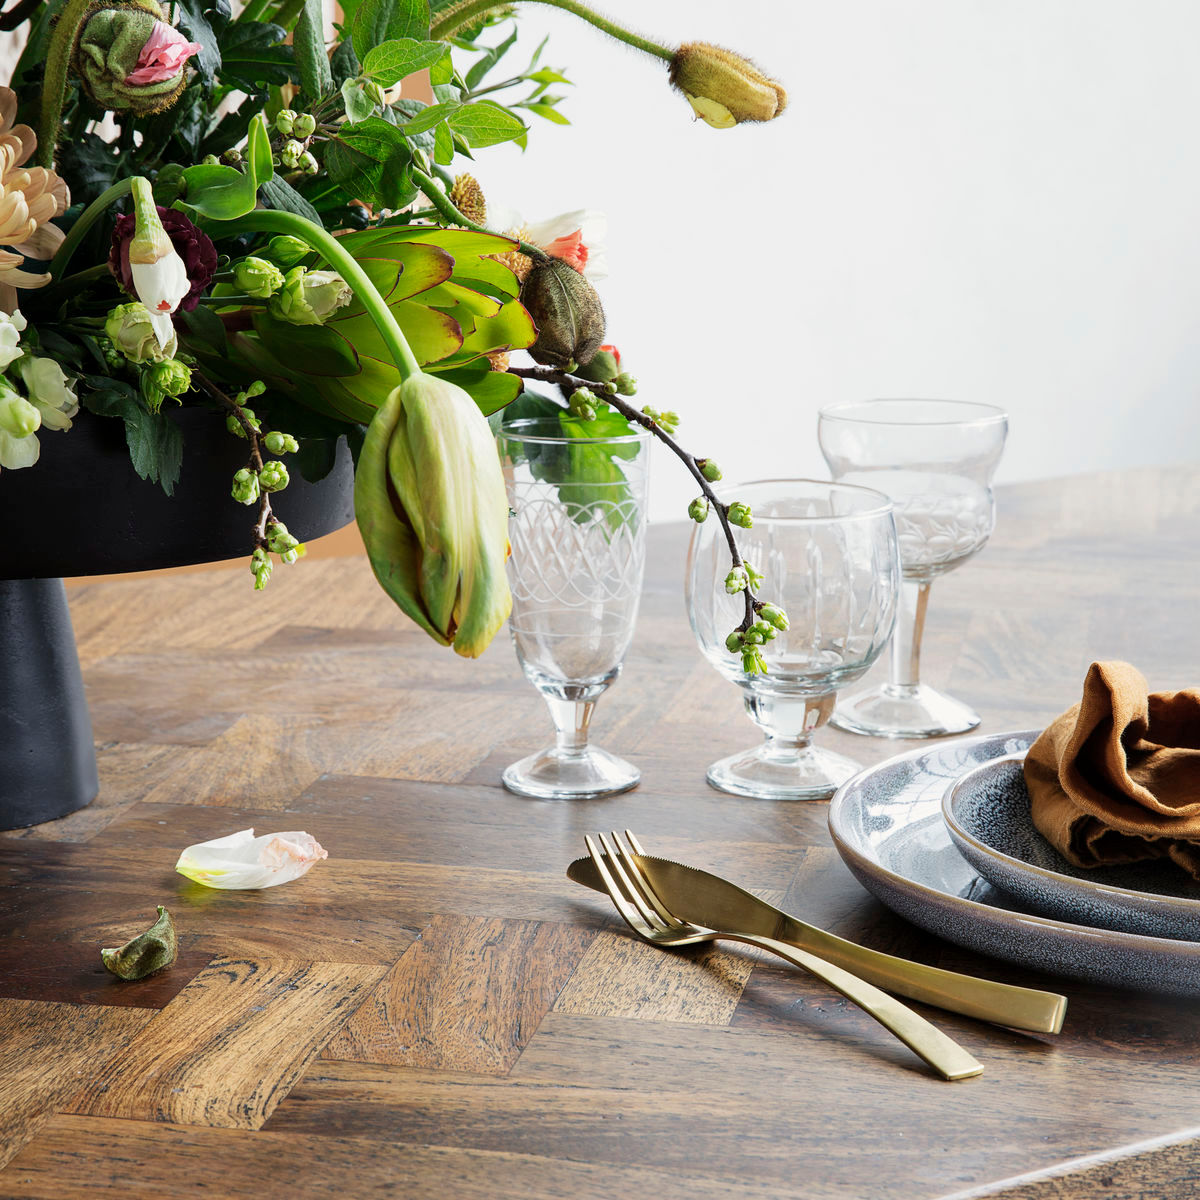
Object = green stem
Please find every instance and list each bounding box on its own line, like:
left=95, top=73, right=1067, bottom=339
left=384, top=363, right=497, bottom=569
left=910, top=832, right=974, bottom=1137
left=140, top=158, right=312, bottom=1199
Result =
left=230, top=209, right=421, bottom=379
left=196, top=294, right=265, bottom=306
left=237, top=0, right=274, bottom=22
left=49, top=178, right=134, bottom=280
left=38, top=0, right=97, bottom=168
left=431, top=0, right=674, bottom=60
left=273, top=0, right=306, bottom=30
left=412, top=168, right=548, bottom=262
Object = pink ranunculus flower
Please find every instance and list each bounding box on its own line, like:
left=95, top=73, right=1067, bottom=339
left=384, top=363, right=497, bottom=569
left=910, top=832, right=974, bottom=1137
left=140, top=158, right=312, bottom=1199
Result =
left=124, top=22, right=202, bottom=87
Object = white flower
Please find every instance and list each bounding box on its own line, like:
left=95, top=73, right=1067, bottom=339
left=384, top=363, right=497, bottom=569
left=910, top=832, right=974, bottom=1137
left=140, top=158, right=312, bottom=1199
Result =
left=130, top=251, right=189, bottom=349
left=175, top=828, right=328, bottom=890
left=489, top=205, right=608, bottom=281
left=0, top=308, right=26, bottom=369
left=15, top=354, right=77, bottom=430
left=0, top=384, right=39, bottom=471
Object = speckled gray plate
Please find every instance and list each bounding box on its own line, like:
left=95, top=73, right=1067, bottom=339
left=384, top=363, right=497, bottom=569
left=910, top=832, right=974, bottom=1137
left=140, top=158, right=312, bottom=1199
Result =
left=827, top=730, right=1200, bottom=994
left=943, top=755, right=1200, bottom=941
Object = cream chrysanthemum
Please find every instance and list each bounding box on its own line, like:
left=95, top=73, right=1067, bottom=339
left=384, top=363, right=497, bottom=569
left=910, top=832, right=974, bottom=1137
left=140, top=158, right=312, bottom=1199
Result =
left=0, top=87, right=70, bottom=313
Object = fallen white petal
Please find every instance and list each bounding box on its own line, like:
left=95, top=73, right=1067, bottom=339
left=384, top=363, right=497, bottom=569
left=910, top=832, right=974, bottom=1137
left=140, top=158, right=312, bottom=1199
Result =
left=175, top=828, right=328, bottom=890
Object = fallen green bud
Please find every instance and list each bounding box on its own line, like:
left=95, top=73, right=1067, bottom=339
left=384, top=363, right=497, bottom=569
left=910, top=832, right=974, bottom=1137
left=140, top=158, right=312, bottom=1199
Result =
left=101, top=906, right=177, bottom=980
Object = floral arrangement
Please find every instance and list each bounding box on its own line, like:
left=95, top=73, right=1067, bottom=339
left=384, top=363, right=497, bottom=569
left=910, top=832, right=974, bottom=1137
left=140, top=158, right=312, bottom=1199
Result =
left=0, top=0, right=788, bottom=665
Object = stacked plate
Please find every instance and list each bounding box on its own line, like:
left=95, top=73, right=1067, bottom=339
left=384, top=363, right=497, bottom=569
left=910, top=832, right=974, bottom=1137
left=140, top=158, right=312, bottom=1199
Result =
left=828, top=731, right=1200, bottom=994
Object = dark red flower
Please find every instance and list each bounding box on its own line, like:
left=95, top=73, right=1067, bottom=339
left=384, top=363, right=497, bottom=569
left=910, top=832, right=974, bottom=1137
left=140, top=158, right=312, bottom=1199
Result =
left=109, top=206, right=217, bottom=312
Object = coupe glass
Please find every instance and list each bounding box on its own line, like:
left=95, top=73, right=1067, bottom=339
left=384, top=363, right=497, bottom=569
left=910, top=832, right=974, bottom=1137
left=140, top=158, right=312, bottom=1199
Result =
left=497, top=417, right=651, bottom=799
left=818, top=399, right=1008, bottom=738
left=685, top=479, right=900, bottom=800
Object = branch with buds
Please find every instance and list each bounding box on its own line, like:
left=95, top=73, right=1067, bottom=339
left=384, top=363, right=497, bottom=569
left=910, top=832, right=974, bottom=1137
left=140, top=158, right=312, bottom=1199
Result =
left=505, top=364, right=789, bottom=673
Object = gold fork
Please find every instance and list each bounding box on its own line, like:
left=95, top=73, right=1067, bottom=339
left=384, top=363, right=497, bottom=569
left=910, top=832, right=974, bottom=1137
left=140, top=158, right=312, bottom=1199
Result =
left=586, top=831, right=983, bottom=1081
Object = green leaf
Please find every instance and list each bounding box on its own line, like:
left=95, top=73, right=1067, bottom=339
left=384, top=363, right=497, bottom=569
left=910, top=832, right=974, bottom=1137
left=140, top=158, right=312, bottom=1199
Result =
left=330, top=38, right=361, bottom=88
left=524, top=102, right=570, bottom=126
left=431, top=362, right=523, bottom=416
left=324, top=117, right=414, bottom=210
left=527, top=68, right=570, bottom=85
left=341, top=77, right=379, bottom=123
left=259, top=176, right=323, bottom=226
left=82, top=380, right=184, bottom=497
left=180, top=114, right=274, bottom=220
left=294, top=0, right=334, bottom=100
left=352, top=0, right=431, bottom=62
left=180, top=305, right=229, bottom=356
left=363, top=38, right=449, bottom=86
left=447, top=101, right=526, bottom=148
left=173, top=0, right=221, bottom=87
left=463, top=25, right=518, bottom=90
left=217, top=21, right=293, bottom=92
left=433, top=120, right=454, bottom=164
left=399, top=100, right=460, bottom=135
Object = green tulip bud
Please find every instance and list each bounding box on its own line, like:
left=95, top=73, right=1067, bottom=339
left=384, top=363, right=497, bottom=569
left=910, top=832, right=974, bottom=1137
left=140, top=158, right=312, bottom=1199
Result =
left=698, top=458, right=722, bottom=482
left=727, top=502, right=753, bottom=529
left=760, top=603, right=789, bottom=631
left=233, top=256, right=285, bottom=299
left=269, top=266, right=352, bottom=326
left=724, top=630, right=744, bottom=653
left=275, top=108, right=297, bottom=136
left=104, top=301, right=175, bottom=363
left=266, top=236, right=310, bottom=269
left=0, top=389, right=40, bottom=438
left=724, top=566, right=748, bottom=594
left=688, top=496, right=709, bottom=523
left=292, top=111, right=316, bottom=138
left=232, top=467, right=260, bottom=505
left=259, top=460, right=290, bottom=492
left=264, top=430, right=300, bottom=454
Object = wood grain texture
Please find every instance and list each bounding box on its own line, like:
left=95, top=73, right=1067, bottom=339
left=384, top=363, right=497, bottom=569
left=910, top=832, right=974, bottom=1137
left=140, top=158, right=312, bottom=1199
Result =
left=68, top=958, right=387, bottom=1128
left=3, top=469, right=1200, bottom=1197
left=0, top=1000, right=152, bottom=1169
left=553, top=931, right=755, bottom=1024
left=324, top=916, right=593, bottom=1073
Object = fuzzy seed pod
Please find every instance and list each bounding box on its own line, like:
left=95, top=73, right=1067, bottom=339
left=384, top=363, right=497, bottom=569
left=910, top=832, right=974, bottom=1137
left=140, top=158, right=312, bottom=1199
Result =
left=521, top=258, right=606, bottom=369
left=669, top=42, right=787, bottom=128
left=449, top=173, right=488, bottom=226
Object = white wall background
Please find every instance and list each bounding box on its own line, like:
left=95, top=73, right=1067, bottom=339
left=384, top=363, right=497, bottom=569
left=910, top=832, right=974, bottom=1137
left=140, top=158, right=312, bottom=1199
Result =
left=477, top=0, right=1200, bottom=522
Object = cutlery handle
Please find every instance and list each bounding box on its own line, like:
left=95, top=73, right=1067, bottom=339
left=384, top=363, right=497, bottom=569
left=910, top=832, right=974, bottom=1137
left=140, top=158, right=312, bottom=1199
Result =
left=790, top=923, right=1067, bottom=1034
left=733, top=933, right=984, bottom=1082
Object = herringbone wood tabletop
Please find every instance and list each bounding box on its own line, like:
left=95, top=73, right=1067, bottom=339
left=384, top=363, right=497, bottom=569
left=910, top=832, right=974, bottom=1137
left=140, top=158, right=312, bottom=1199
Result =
left=3, top=465, right=1200, bottom=1199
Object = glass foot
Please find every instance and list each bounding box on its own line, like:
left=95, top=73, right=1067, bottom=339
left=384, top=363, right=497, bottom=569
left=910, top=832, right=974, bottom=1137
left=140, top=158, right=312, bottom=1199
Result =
left=705, top=742, right=862, bottom=801
left=831, top=683, right=980, bottom=739
left=502, top=745, right=640, bottom=800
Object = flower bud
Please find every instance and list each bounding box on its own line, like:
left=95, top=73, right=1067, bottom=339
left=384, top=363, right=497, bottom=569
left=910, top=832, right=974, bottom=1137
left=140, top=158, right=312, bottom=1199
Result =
left=101, top=906, right=176, bottom=980
left=267, top=522, right=299, bottom=554
left=293, top=111, right=317, bottom=138
left=104, top=301, right=176, bottom=363
left=0, top=389, right=40, bottom=438
left=698, top=458, right=722, bottom=482
left=201, top=153, right=219, bottom=166
left=613, top=372, right=637, bottom=396
left=668, top=42, right=787, bottom=128
left=752, top=619, right=777, bottom=642
left=727, top=502, right=753, bottom=529
left=251, top=546, right=273, bottom=589
left=724, top=566, right=748, bottom=594
left=745, top=561, right=764, bottom=590
left=760, top=603, right=789, bottom=631
left=222, top=147, right=243, bottom=166
left=275, top=109, right=297, bottom=136
left=521, top=258, right=606, bottom=369
left=688, top=496, right=709, bottom=523
left=741, top=646, right=768, bottom=675
left=76, top=11, right=200, bottom=116
left=280, top=139, right=304, bottom=169
left=268, top=266, right=353, bottom=326
left=143, top=357, right=192, bottom=412
left=264, top=430, right=299, bottom=454
left=233, top=256, right=285, bottom=299
left=299, top=151, right=319, bottom=175
left=259, top=460, right=290, bottom=492
left=724, top=630, right=744, bottom=653
left=232, top=467, right=260, bottom=505
left=574, top=347, right=619, bottom=385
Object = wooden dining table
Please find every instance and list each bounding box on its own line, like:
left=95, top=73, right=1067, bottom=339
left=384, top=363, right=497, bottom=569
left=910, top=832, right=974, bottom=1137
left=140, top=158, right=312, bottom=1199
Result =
left=3, top=464, right=1200, bottom=1199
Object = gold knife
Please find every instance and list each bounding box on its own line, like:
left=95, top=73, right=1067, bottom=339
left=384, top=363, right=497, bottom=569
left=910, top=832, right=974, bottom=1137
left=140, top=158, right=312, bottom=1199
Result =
left=568, top=852, right=1067, bottom=1034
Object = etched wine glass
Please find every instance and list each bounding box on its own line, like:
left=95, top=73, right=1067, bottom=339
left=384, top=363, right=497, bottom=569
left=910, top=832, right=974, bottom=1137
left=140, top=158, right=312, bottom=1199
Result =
left=497, top=417, right=651, bottom=798
left=818, top=399, right=1008, bottom=738
left=685, top=479, right=900, bottom=800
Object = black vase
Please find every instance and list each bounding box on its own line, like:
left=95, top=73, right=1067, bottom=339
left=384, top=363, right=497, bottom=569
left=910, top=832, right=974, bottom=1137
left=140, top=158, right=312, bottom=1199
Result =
left=0, top=408, right=356, bottom=829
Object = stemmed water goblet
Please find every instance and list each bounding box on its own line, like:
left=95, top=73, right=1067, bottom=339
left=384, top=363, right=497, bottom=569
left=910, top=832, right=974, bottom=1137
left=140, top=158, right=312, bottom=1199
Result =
left=497, top=417, right=651, bottom=798
left=818, top=399, right=1008, bottom=738
left=685, top=479, right=900, bottom=800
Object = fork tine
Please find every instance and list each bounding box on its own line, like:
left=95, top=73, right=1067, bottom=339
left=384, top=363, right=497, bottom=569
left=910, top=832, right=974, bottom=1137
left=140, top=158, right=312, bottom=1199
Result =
left=585, top=835, right=651, bottom=937
left=612, top=831, right=685, bottom=929
left=624, top=830, right=648, bottom=857
left=597, top=833, right=670, bottom=933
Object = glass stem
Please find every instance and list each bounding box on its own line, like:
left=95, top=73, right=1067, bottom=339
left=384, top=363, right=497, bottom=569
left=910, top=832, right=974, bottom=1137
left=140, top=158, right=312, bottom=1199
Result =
left=544, top=696, right=595, bottom=757
left=888, top=578, right=931, bottom=695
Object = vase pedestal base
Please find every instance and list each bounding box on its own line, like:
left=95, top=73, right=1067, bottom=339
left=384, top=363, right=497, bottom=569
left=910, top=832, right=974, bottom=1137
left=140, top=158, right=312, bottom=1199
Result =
left=0, top=578, right=98, bottom=831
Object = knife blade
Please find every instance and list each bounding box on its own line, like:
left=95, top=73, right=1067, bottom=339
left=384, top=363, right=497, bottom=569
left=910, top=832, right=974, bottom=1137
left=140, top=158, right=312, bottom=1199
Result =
left=568, top=852, right=1067, bottom=1034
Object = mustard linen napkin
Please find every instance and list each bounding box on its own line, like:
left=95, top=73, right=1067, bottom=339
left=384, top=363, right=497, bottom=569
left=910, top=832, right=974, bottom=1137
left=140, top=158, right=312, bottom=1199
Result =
left=1024, top=661, right=1200, bottom=880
